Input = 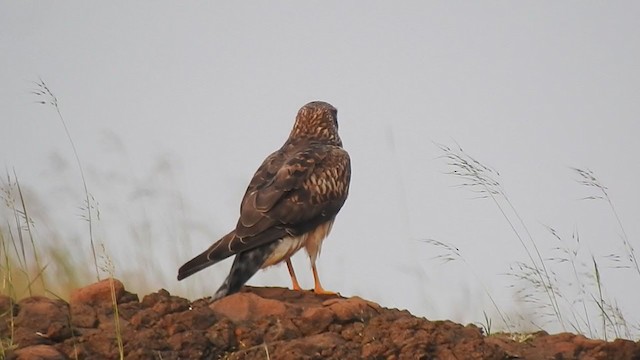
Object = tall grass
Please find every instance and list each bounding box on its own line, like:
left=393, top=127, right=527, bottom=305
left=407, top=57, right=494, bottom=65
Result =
left=430, top=142, right=637, bottom=340
left=99, top=244, right=124, bottom=360
left=33, top=79, right=100, bottom=281
left=1, top=79, right=105, bottom=300
left=435, top=142, right=563, bottom=329
left=572, top=167, right=636, bottom=339
left=0, top=231, right=17, bottom=358
left=1, top=80, right=111, bottom=358
left=1, top=173, right=48, bottom=357
left=0, top=176, right=127, bottom=359
left=573, top=168, right=638, bottom=278
left=0, top=79, right=211, bottom=358
left=422, top=238, right=513, bottom=334
left=1, top=172, right=46, bottom=297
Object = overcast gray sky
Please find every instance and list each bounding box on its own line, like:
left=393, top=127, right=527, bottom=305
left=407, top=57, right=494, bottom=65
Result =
left=2, top=2, right=639, bottom=336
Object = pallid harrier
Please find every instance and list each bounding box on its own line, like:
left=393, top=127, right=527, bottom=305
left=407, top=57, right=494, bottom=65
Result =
left=177, top=101, right=351, bottom=300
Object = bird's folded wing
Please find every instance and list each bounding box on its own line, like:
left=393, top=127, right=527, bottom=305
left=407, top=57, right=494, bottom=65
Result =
left=220, top=144, right=350, bottom=255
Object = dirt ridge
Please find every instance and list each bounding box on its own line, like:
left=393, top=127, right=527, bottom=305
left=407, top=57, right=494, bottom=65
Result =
left=2, top=279, right=639, bottom=359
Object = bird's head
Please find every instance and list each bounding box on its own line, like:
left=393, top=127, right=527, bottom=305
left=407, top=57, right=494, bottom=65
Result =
left=289, top=101, right=342, bottom=146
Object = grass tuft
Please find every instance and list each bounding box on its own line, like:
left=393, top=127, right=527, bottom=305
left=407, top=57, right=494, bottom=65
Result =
left=572, top=167, right=637, bottom=278
left=430, top=142, right=637, bottom=339
left=98, top=244, right=124, bottom=360
left=33, top=78, right=100, bottom=281
left=423, top=238, right=513, bottom=333
left=435, top=142, right=563, bottom=329
left=1, top=171, right=46, bottom=297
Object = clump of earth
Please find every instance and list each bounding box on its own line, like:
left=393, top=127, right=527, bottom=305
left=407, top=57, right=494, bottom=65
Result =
left=2, top=279, right=639, bottom=359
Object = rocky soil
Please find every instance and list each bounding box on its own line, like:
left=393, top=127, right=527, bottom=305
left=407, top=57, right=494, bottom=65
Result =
left=2, top=279, right=639, bottom=359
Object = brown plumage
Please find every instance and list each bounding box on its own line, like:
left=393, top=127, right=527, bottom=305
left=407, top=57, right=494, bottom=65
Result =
left=177, top=101, right=351, bottom=299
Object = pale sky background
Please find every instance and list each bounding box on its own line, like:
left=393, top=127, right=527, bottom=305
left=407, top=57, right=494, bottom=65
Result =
left=1, top=2, right=639, bottom=337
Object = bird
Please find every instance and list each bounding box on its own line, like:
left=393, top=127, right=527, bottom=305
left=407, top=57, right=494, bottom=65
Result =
left=177, top=101, right=351, bottom=300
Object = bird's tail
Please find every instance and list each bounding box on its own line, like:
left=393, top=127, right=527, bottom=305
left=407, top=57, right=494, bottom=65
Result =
left=213, top=240, right=280, bottom=300
left=177, top=231, right=237, bottom=281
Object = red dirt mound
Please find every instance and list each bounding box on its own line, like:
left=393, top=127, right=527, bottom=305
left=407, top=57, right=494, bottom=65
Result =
left=1, top=279, right=639, bottom=359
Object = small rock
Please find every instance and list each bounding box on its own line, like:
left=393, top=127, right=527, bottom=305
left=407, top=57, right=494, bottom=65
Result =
left=323, top=296, right=380, bottom=322
left=13, top=326, right=51, bottom=348
left=15, top=297, right=69, bottom=332
left=167, top=329, right=210, bottom=356
left=274, top=332, right=346, bottom=359
left=70, top=278, right=125, bottom=307
left=139, top=289, right=190, bottom=316
left=13, top=344, right=66, bottom=360
left=151, top=297, right=190, bottom=316
left=70, top=303, right=97, bottom=328
left=361, top=341, right=387, bottom=359
left=165, top=306, right=216, bottom=335
left=46, top=321, right=73, bottom=341
left=120, top=291, right=140, bottom=304
left=140, top=289, right=171, bottom=308
left=296, top=306, right=335, bottom=335
left=129, top=308, right=161, bottom=328
left=206, top=318, right=236, bottom=350
left=117, top=300, right=141, bottom=320
left=210, top=292, right=287, bottom=322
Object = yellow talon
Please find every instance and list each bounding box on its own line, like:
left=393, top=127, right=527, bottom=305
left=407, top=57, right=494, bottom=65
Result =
left=312, top=263, right=337, bottom=295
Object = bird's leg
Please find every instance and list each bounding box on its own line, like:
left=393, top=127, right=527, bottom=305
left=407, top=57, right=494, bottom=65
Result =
left=286, top=259, right=303, bottom=291
left=312, top=263, right=337, bottom=295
